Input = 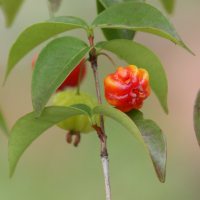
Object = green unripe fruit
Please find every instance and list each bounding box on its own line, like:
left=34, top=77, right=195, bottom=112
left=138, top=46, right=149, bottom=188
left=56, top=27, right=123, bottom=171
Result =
left=52, top=91, right=100, bottom=133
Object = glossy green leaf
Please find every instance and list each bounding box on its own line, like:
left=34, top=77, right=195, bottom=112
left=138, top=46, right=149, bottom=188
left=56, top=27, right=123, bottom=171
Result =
left=92, top=2, right=194, bottom=55
left=31, top=36, right=92, bottom=118
left=194, top=90, right=200, bottom=146
left=97, top=0, right=145, bottom=40
left=9, top=105, right=91, bottom=177
left=96, top=39, right=168, bottom=114
left=4, top=16, right=89, bottom=83
left=48, top=0, right=62, bottom=12
left=0, top=0, right=24, bottom=27
left=160, top=0, right=174, bottom=14
left=92, top=105, right=166, bottom=182
left=0, top=107, right=9, bottom=136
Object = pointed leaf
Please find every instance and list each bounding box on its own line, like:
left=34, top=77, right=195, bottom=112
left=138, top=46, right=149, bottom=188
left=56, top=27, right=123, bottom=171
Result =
left=0, top=107, right=9, bottom=136
left=91, top=105, right=166, bottom=182
left=31, top=36, right=92, bottom=118
left=97, top=0, right=146, bottom=40
left=160, top=0, right=175, bottom=14
left=96, top=39, right=168, bottom=114
left=48, top=0, right=62, bottom=12
left=9, top=106, right=91, bottom=177
left=126, top=109, right=167, bottom=183
left=92, top=2, right=194, bottom=55
left=0, top=0, right=24, bottom=27
left=4, top=16, right=89, bottom=83
left=194, top=90, right=200, bottom=146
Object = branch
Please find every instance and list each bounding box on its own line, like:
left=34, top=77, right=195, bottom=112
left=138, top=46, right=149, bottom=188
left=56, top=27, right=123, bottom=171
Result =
left=89, top=36, right=112, bottom=200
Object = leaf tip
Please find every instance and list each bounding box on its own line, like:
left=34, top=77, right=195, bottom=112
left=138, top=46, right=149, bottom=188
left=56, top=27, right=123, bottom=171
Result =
left=159, top=177, right=166, bottom=183
left=161, top=102, right=168, bottom=115
left=9, top=161, right=15, bottom=178
left=34, top=110, right=41, bottom=119
left=154, top=162, right=166, bottom=183
left=3, top=79, right=7, bottom=87
left=9, top=171, right=14, bottom=178
left=182, top=43, right=195, bottom=56
left=164, top=108, right=169, bottom=115
left=3, top=68, right=10, bottom=86
left=6, top=21, right=12, bottom=28
left=188, top=49, right=196, bottom=56
left=3, top=76, right=7, bottom=86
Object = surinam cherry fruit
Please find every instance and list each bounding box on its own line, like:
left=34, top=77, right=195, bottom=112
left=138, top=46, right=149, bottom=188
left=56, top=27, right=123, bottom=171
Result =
left=31, top=53, right=86, bottom=91
left=52, top=91, right=101, bottom=146
left=57, top=58, right=87, bottom=91
left=104, top=65, right=151, bottom=112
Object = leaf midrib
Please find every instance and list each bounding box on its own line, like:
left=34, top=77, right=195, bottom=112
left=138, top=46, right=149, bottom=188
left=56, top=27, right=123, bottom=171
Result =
left=39, top=46, right=90, bottom=100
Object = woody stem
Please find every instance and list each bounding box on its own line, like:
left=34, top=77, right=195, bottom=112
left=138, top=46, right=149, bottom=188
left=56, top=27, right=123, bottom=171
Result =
left=88, top=36, right=111, bottom=200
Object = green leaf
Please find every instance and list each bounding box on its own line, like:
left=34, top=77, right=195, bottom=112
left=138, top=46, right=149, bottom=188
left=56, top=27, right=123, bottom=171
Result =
left=100, top=0, right=145, bottom=7
left=96, top=39, right=168, bottom=114
left=4, top=16, right=89, bottom=83
left=92, top=105, right=145, bottom=145
left=92, top=2, right=194, bottom=55
left=9, top=106, right=91, bottom=177
left=70, top=104, right=92, bottom=117
left=91, top=105, right=166, bottom=182
left=31, top=36, right=92, bottom=118
left=0, top=107, right=9, bottom=136
left=160, top=0, right=175, bottom=14
left=48, top=0, right=62, bottom=12
left=96, top=0, right=105, bottom=14
left=194, top=90, right=200, bottom=146
left=126, top=109, right=167, bottom=183
left=97, top=0, right=145, bottom=41
left=0, top=0, right=24, bottom=27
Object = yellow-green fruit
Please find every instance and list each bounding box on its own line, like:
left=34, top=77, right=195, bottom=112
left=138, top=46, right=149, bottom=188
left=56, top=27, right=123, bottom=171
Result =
left=52, top=91, right=100, bottom=133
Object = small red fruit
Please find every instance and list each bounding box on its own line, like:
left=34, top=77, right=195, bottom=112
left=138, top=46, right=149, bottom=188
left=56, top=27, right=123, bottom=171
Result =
left=104, top=65, right=151, bottom=112
left=57, top=58, right=86, bottom=91
left=31, top=53, right=86, bottom=91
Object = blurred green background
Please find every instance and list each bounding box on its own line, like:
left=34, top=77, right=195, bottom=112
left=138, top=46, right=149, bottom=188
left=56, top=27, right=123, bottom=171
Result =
left=0, top=0, right=200, bottom=199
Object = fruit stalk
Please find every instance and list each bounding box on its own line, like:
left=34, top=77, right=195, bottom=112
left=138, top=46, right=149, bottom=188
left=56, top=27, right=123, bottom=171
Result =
left=76, top=58, right=88, bottom=95
left=97, top=52, right=117, bottom=70
left=89, top=36, right=111, bottom=200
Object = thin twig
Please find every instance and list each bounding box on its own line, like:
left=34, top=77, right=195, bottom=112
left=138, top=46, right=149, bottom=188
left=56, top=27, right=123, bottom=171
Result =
left=89, top=36, right=111, bottom=200
left=97, top=52, right=118, bottom=70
